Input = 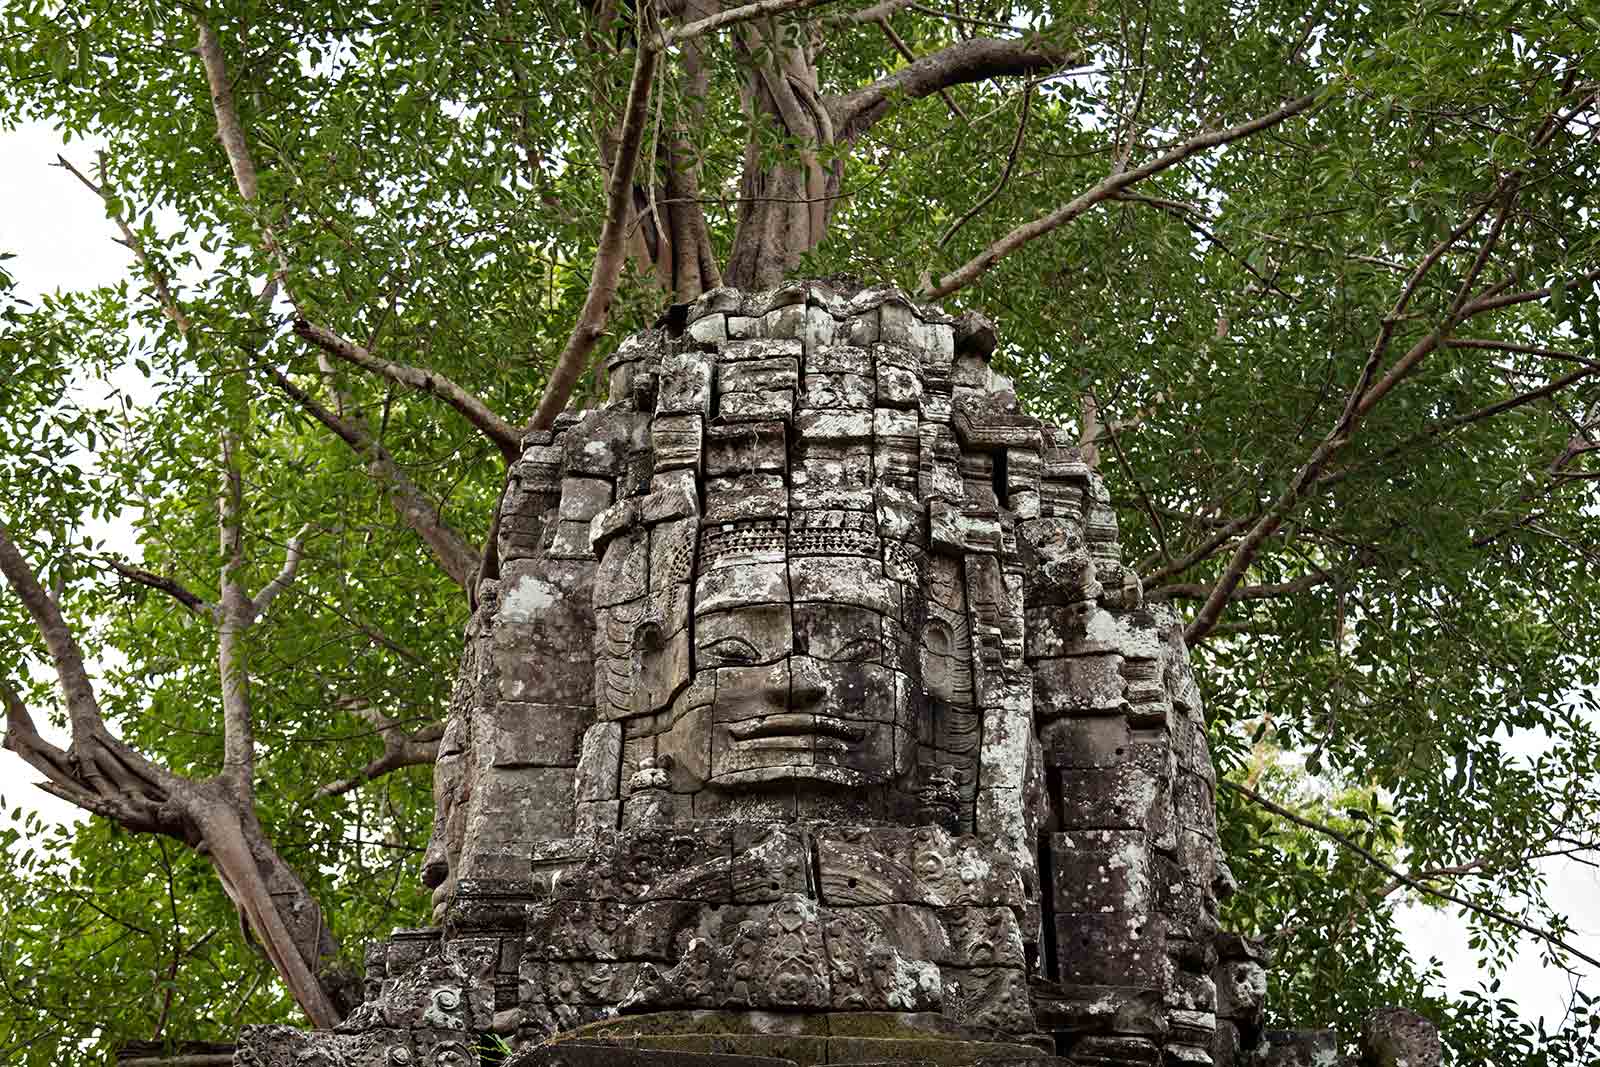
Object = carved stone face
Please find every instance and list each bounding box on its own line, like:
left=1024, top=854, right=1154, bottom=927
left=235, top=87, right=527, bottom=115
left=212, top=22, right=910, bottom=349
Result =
left=655, top=551, right=920, bottom=787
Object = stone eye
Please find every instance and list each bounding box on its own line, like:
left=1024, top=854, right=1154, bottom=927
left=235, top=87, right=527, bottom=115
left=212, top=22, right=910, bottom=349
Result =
left=703, top=636, right=761, bottom=665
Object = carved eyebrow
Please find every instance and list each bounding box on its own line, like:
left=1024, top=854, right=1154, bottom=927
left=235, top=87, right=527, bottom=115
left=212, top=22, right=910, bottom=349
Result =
left=828, top=635, right=880, bottom=662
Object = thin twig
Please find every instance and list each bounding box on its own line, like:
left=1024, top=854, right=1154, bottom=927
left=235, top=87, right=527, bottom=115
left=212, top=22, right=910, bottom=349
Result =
left=939, top=86, right=1030, bottom=247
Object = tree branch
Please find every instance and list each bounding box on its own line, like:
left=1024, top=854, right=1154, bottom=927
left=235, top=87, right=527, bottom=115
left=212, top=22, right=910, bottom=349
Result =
left=1315, top=358, right=1600, bottom=495
left=248, top=524, right=311, bottom=620
left=1151, top=572, right=1333, bottom=603
left=292, top=320, right=521, bottom=463
left=1, top=526, right=115, bottom=744
left=663, top=0, right=844, bottom=46
left=1183, top=179, right=1513, bottom=642
left=526, top=34, right=659, bottom=431
left=261, top=366, right=481, bottom=589
left=876, top=18, right=966, bottom=121
left=1, top=681, right=149, bottom=826
left=1460, top=267, right=1600, bottom=318
left=194, top=20, right=259, bottom=204
left=1225, top=781, right=1600, bottom=973
left=314, top=701, right=442, bottom=799
left=314, top=732, right=441, bottom=799
left=217, top=428, right=255, bottom=789
left=53, top=154, right=192, bottom=336
left=1141, top=512, right=1257, bottom=587
left=845, top=0, right=915, bottom=22
left=831, top=34, right=1077, bottom=140
left=924, top=87, right=1325, bottom=299
left=0, top=532, right=179, bottom=824
left=104, top=560, right=215, bottom=620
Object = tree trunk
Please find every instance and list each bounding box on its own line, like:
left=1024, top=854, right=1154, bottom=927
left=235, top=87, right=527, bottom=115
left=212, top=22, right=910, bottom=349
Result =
left=724, top=24, right=839, bottom=289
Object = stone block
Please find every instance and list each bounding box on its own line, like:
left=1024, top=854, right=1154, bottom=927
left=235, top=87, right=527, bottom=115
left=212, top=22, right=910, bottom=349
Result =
left=804, top=305, right=837, bottom=351
left=878, top=359, right=924, bottom=409
left=803, top=369, right=874, bottom=410
left=490, top=702, right=590, bottom=767
left=658, top=347, right=713, bottom=416
left=936, top=905, right=1026, bottom=968
left=1049, top=829, right=1152, bottom=914
left=1260, top=1030, right=1339, bottom=1067
left=940, top=965, right=1034, bottom=1033
left=721, top=388, right=795, bottom=423
left=1361, top=1007, right=1441, bottom=1067
left=1038, top=715, right=1135, bottom=769
left=574, top=722, right=623, bottom=801
left=705, top=420, right=787, bottom=476
left=1052, top=911, right=1167, bottom=988
left=461, top=766, right=576, bottom=870
left=558, top=477, right=613, bottom=523
left=1032, top=654, right=1128, bottom=719
left=795, top=408, right=873, bottom=441
left=652, top=413, right=703, bottom=473
left=1056, top=743, right=1172, bottom=831
left=1063, top=1035, right=1160, bottom=1066
left=687, top=314, right=726, bottom=344
left=791, top=442, right=875, bottom=511
left=1215, top=957, right=1267, bottom=1026
left=507, top=1041, right=801, bottom=1067
left=703, top=473, right=788, bottom=522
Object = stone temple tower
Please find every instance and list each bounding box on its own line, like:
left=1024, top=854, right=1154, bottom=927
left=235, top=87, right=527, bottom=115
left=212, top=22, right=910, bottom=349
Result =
left=238, top=281, right=1270, bottom=1067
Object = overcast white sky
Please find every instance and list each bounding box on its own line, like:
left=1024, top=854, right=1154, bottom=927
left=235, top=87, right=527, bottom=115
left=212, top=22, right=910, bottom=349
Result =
left=1, top=117, right=1595, bottom=1034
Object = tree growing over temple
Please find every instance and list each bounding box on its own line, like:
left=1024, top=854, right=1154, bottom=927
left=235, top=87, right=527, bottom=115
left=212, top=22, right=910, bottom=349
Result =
left=0, top=0, right=1597, bottom=1062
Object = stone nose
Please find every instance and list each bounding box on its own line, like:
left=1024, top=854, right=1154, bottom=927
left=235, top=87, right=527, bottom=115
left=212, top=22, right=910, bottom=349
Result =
left=786, top=656, right=826, bottom=710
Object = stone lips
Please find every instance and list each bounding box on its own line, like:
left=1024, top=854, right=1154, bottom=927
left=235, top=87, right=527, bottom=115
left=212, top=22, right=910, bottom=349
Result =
left=242, top=281, right=1257, bottom=1067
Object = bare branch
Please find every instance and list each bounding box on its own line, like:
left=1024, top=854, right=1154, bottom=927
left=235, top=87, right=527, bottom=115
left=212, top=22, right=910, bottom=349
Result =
left=830, top=35, right=1077, bottom=140
left=526, top=38, right=659, bottom=431
left=845, top=0, right=915, bottom=21
left=0, top=534, right=179, bottom=827
left=249, top=524, right=311, bottom=619
left=1140, top=512, right=1257, bottom=586
left=923, top=87, right=1324, bottom=299
left=315, top=731, right=441, bottom=799
left=1, top=681, right=120, bottom=819
left=876, top=18, right=966, bottom=121
left=194, top=20, right=259, bottom=204
left=664, top=0, right=844, bottom=46
left=217, top=428, right=255, bottom=788
left=315, top=700, right=442, bottom=798
left=1226, top=781, right=1600, bottom=973
left=1317, top=359, right=1600, bottom=495
left=104, top=559, right=215, bottom=619
left=1444, top=338, right=1600, bottom=367
left=262, top=366, right=481, bottom=589
left=0, top=524, right=112, bottom=743
left=292, top=320, right=521, bottom=463
left=1461, top=267, right=1600, bottom=318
